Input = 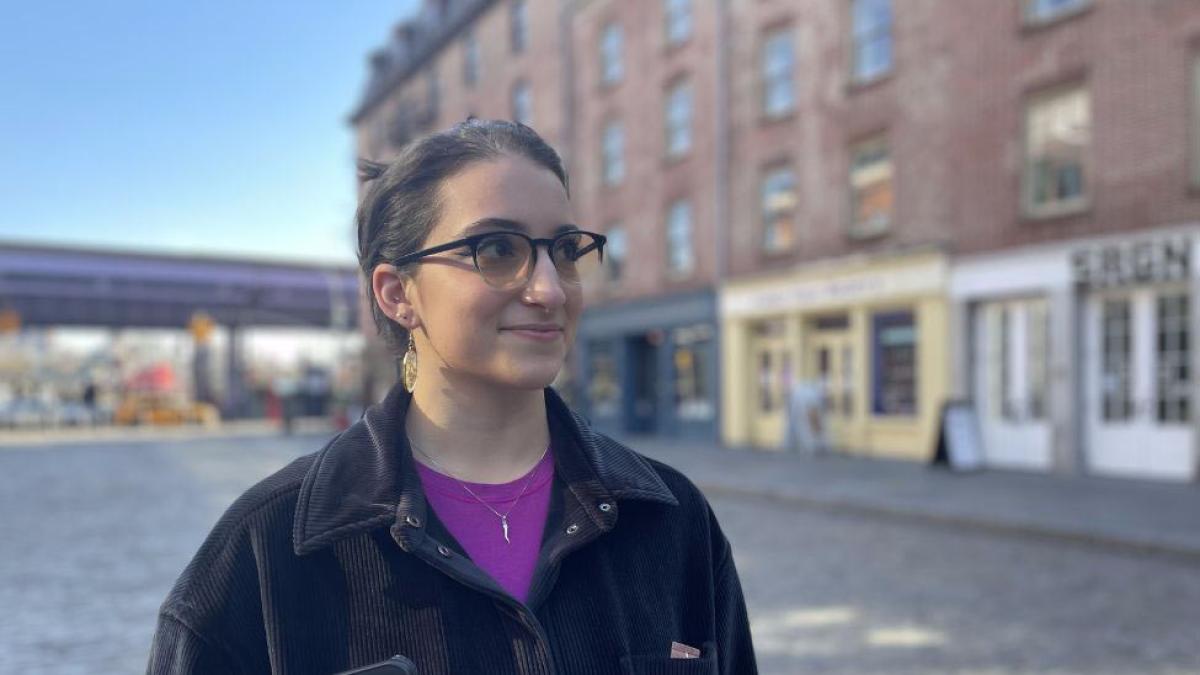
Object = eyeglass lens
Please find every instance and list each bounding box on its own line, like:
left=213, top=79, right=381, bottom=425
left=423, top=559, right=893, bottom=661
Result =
left=474, top=232, right=601, bottom=289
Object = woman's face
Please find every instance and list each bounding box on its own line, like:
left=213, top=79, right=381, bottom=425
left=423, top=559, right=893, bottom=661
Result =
left=399, top=154, right=582, bottom=391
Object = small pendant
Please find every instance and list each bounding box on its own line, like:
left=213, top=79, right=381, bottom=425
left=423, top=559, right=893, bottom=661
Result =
left=501, top=516, right=510, bottom=544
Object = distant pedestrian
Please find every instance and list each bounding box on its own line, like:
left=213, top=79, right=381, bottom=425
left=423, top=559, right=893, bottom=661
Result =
left=148, top=119, right=757, bottom=675
left=785, top=378, right=828, bottom=456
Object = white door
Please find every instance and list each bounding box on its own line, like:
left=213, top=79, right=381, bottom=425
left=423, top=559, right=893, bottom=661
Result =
left=973, top=299, right=1053, bottom=470
left=1085, top=287, right=1194, bottom=481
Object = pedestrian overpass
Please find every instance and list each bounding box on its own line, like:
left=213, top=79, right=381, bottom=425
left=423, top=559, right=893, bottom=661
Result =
left=0, top=240, right=363, bottom=417
left=0, top=241, right=359, bottom=330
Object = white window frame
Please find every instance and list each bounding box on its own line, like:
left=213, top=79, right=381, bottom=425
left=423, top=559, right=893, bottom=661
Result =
left=761, top=166, right=797, bottom=253
left=463, top=33, right=480, bottom=86
left=851, top=0, right=894, bottom=83
left=665, top=80, right=693, bottom=158
left=1192, top=54, right=1200, bottom=186
left=512, top=81, right=532, bottom=126
left=605, top=224, right=627, bottom=284
left=1023, top=84, right=1090, bottom=218
left=1024, top=0, right=1090, bottom=24
left=601, top=23, right=624, bottom=85
left=762, top=29, right=795, bottom=118
left=848, top=135, right=893, bottom=238
left=664, top=0, right=692, bottom=47
left=602, top=121, right=625, bottom=186
left=511, top=0, right=528, bottom=54
left=666, top=199, right=694, bottom=276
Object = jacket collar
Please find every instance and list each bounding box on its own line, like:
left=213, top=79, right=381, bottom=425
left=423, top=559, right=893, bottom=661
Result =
left=293, top=382, right=677, bottom=556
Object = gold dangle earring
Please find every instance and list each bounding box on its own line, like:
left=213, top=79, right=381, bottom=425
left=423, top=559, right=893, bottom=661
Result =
left=402, top=331, right=418, bottom=393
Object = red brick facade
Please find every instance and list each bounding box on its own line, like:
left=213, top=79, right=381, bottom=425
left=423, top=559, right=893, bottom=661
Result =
left=352, top=0, right=1200, bottom=294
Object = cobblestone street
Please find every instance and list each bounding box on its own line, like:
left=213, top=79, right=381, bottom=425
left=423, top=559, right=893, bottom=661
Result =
left=1, top=434, right=1198, bottom=674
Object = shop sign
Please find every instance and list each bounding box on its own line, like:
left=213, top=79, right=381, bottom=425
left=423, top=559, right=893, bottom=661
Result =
left=722, top=261, right=944, bottom=317
left=1071, top=238, right=1191, bottom=290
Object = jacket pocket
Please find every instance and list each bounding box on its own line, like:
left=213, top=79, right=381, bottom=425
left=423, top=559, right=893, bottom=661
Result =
left=619, top=641, right=718, bottom=675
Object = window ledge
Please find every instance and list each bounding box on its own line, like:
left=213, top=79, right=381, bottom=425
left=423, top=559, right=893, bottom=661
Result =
left=847, top=221, right=891, bottom=241
left=1022, top=199, right=1091, bottom=223
left=759, top=109, right=797, bottom=127
left=847, top=71, right=894, bottom=95
left=663, top=151, right=691, bottom=168
left=1020, top=3, right=1094, bottom=35
left=759, top=244, right=796, bottom=262
left=597, top=77, right=622, bottom=94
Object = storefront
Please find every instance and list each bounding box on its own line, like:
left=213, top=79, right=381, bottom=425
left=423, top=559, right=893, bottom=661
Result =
left=950, top=225, right=1200, bottom=482
left=720, top=249, right=950, bottom=460
left=575, top=290, right=719, bottom=441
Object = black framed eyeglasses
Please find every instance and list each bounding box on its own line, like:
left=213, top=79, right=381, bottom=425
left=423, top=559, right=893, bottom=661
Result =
left=393, top=230, right=606, bottom=290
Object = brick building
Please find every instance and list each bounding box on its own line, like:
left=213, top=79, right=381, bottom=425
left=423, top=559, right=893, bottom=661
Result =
left=351, top=0, right=1200, bottom=481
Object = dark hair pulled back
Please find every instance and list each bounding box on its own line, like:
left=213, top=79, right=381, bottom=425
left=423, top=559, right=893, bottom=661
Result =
left=356, top=118, right=570, bottom=353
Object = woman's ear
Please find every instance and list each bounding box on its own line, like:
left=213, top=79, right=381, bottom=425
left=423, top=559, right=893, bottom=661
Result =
left=371, top=264, right=421, bottom=331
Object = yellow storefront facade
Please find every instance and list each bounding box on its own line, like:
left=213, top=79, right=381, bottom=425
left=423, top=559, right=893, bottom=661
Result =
left=720, top=248, right=950, bottom=461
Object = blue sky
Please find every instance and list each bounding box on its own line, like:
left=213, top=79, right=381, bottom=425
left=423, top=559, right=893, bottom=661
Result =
left=0, top=1, right=419, bottom=265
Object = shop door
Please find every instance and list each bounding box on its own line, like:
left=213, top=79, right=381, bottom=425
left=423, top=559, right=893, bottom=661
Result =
left=1085, top=287, right=1194, bottom=480
left=749, top=319, right=789, bottom=448
left=972, top=299, right=1053, bottom=471
left=806, top=319, right=855, bottom=448
left=626, top=335, right=658, bottom=434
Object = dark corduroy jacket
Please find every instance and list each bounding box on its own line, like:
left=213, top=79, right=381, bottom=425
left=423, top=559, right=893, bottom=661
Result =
left=148, top=384, right=757, bottom=675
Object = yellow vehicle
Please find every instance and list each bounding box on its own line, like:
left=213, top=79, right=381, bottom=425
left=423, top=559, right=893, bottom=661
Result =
left=114, top=392, right=220, bottom=427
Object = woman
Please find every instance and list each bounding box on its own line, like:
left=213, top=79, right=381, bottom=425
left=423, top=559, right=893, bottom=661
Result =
left=148, top=119, right=757, bottom=674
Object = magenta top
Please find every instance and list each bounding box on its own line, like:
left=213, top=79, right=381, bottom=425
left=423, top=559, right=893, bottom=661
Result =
left=415, top=445, right=555, bottom=603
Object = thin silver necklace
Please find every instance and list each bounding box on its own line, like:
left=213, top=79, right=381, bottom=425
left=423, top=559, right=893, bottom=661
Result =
left=409, top=438, right=549, bottom=544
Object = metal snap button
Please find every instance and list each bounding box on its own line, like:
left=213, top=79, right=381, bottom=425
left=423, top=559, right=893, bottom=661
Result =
left=405, top=515, right=421, bottom=528
left=566, top=524, right=579, bottom=535
left=437, top=545, right=451, bottom=557
left=598, top=502, right=612, bottom=512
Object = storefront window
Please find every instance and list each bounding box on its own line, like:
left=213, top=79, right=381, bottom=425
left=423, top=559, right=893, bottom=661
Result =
left=672, top=324, right=713, bottom=420
left=758, top=352, right=775, bottom=412
left=1027, top=301, right=1049, bottom=420
left=1156, top=293, right=1190, bottom=424
left=588, top=340, right=620, bottom=418
left=872, top=311, right=916, bottom=415
left=1102, top=299, right=1133, bottom=421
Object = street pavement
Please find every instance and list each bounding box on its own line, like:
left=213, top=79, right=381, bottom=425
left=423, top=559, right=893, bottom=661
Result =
left=620, top=435, right=1200, bottom=561
left=0, top=429, right=1197, bottom=674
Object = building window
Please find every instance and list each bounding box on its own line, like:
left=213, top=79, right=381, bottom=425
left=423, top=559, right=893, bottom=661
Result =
left=425, top=69, right=439, bottom=119
left=1192, top=55, right=1200, bottom=186
left=762, top=28, right=795, bottom=118
left=601, top=23, right=623, bottom=85
left=602, top=121, right=625, bottom=185
left=1027, top=300, right=1050, bottom=420
left=666, top=199, right=694, bottom=276
left=512, top=80, right=532, bottom=126
left=665, top=80, right=693, bottom=158
left=664, top=0, right=692, bottom=47
left=1024, top=85, right=1089, bottom=217
left=588, top=340, right=620, bottom=418
left=605, top=224, right=627, bottom=283
left=761, top=166, right=797, bottom=252
left=851, top=0, right=893, bottom=83
left=511, top=0, right=528, bottom=54
left=1102, top=298, right=1133, bottom=421
left=1025, top=0, right=1089, bottom=23
left=849, top=135, right=893, bottom=238
left=673, top=324, right=714, bottom=420
left=463, top=33, right=479, bottom=86
left=872, top=311, right=916, bottom=416
left=1157, top=293, right=1191, bottom=424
